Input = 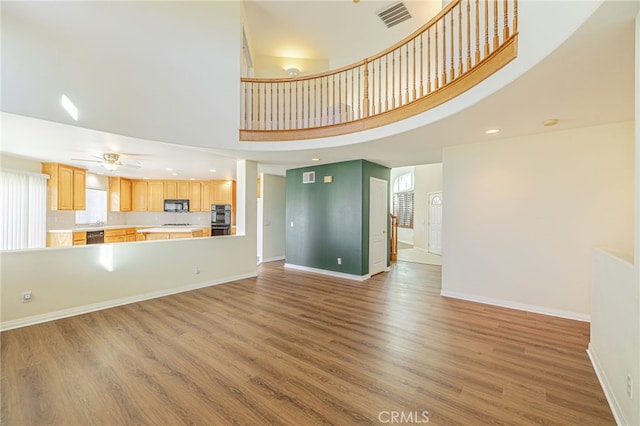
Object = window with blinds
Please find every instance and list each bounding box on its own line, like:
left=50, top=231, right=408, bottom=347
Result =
left=0, top=170, right=48, bottom=250
left=393, top=191, right=414, bottom=229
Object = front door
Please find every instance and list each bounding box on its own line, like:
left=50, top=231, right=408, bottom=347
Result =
left=369, top=177, right=388, bottom=276
left=428, top=192, right=443, bottom=255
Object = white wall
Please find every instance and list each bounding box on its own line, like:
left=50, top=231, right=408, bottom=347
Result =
left=0, top=160, right=258, bottom=330
left=442, top=121, right=634, bottom=320
left=413, top=163, right=443, bottom=250
left=589, top=249, right=638, bottom=425
left=261, top=174, right=286, bottom=262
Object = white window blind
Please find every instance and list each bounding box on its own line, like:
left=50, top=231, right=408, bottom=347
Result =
left=393, top=191, right=414, bottom=229
left=0, top=170, right=48, bottom=250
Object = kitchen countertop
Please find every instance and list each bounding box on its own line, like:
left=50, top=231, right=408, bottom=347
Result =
left=48, top=225, right=210, bottom=233
left=137, top=227, right=204, bottom=233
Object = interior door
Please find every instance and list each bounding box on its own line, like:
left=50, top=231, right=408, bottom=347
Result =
left=428, top=192, right=443, bottom=255
left=369, top=177, right=388, bottom=276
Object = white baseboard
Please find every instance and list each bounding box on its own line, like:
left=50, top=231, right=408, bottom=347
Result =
left=263, top=255, right=285, bottom=263
left=284, top=263, right=371, bottom=281
left=0, top=272, right=257, bottom=332
left=440, top=290, right=590, bottom=322
left=587, top=344, right=625, bottom=425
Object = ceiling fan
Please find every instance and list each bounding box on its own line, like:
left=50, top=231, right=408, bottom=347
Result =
left=72, top=152, right=142, bottom=171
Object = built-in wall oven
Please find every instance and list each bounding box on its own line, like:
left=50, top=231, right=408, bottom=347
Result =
left=211, top=204, right=231, bottom=236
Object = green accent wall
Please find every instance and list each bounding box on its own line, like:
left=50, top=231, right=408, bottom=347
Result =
left=285, top=159, right=390, bottom=277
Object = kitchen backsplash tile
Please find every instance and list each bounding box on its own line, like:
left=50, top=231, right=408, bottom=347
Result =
left=47, top=211, right=210, bottom=230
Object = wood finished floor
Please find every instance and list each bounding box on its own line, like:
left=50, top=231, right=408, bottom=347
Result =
left=1, top=261, right=613, bottom=425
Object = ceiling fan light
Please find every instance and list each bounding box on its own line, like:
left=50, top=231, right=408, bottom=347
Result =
left=103, top=163, right=119, bottom=171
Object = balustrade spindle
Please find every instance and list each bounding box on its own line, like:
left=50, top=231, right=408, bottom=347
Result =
left=372, top=64, right=376, bottom=115
left=405, top=44, right=410, bottom=104
left=392, top=52, right=396, bottom=108
left=450, top=9, right=455, bottom=81
left=458, top=3, right=464, bottom=76
left=435, top=25, right=439, bottom=89
left=398, top=48, right=403, bottom=106
left=484, top=0, right=490, bottom=57
left=514, top=0, right=518, bottom=33
left=385, top=55, right=389, bottom=111
left=493, top=0, right=499, bottom=49
left=442, top=19, right=447, bottom=85
left=419, top=35, right=424, bottom=97
left=357, top=66, right=361, bottom=119
left=503, top=0, right=510, bottom=40
left=466, top=0, right=472, bottom=70
left=363, top=61, right=370, bottom=118
left=428, top=29, right=432, bottom=93
left=351, top=70, right=355, bottom=120
left=475, top=0, right=480, bottom=63
left=378, top=60, right=382, bottom=113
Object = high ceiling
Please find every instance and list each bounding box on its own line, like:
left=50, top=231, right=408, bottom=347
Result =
left=0, top=1, right=637, bottom=179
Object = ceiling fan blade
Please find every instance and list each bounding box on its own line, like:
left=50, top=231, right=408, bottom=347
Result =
left=71, top=158, right=103, bottom=163
left=122, top=161, right=142, bottom=168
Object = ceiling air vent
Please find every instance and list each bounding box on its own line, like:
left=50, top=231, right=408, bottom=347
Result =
left=377, top=2, right=412, bottom=28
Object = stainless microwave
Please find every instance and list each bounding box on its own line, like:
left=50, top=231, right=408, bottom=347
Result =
left=164, top=199, right=189, bottom=212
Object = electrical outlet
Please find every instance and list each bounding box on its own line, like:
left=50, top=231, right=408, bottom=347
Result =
left=194, top=266, right=201, bottom=275
left=22, top=291, right=32, bottom=303
left=337, top=258, right=342, bottom=265
left=627, top=375, right=633, bottom=399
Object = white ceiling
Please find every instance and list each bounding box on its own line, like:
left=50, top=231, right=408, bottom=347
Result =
left=0, top=1, right=637, bottom=180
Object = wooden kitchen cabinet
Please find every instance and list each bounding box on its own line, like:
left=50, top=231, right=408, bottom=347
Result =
left=109, top=177, right=132, bottom=212
left=211, top=180, right=233, bottom=205
left=177, top=181, right=190, bottom=199
left=42, top=162, right=86, bottom=211
left=148, top=181, right=164, bottom=212
left=189, top=182, right=201, bottom=212
left=132, top=180, right=148, bottom=211
left=105, top=228, right=127, bottom=244
left=201, top=181, right=211, bottom=212
left=73, top=231, right=87, bottom=245
left=126, top=228, right=137, bottom=242
left=164, top=181, right=177, bottom=199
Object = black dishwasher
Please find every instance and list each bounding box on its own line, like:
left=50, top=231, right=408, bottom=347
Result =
left=86, top=230, right=104, bottom=244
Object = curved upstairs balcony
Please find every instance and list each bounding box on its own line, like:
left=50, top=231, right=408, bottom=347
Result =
left=240, top=0, right=518, bottom=142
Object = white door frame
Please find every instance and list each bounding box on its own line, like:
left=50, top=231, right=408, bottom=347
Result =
left=428, top=191, right=443, bottom=255
left=369, top=177, right=389, bottom=276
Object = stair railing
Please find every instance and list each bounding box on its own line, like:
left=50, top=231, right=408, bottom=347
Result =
left=240, top=0, right=518, bottom=141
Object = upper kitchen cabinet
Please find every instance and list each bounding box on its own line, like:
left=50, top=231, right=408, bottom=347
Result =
left=164, top=181, right=177, bottom=199
left=148, top=180, right=164, bottom=212
left=201, top=181, right=211, bottom=211
left=211, top=180, right=234, bottom=205
left=189, top=182, right=201, bottom=212
left=132, top=180, right=148, bottom=211
left=109, top=177, right=132, bottom=212
left=177, top=181, right=190, bottom=199
left=41, top=163, right=86, bottom=211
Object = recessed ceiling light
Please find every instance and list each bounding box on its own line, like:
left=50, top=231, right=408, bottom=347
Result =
left=172, top=172, right=178, bottom=176
left=485, top=128, right=501, bottom=134
left=166, top=168, right=173, bottom=171
left=543, top=119, right=559, bottom=127
left=209, top=169, right=216, bottom=173
left=61, top=94, right=78, bottom=121
left=311, top=158, right=320, bottom=161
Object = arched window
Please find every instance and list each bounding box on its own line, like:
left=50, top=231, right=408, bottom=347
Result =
left=392, top=172, right=414, bottom=229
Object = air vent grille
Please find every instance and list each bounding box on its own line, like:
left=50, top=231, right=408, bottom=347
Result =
left=378, top=2, right=412, bottom=28
left=302, top=171, right=315, bottom=184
